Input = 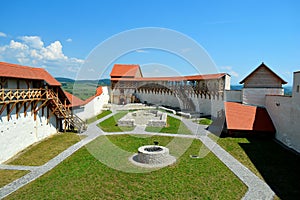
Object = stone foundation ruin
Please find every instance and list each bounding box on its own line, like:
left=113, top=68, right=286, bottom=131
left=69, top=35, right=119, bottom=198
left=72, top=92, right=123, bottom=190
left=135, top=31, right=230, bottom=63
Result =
left=118, top=110, right=167, bottom=127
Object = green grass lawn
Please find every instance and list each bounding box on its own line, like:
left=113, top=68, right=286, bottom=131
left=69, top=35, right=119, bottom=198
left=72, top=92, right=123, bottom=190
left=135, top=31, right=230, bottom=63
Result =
left=86, top=110, right=112, bottom=124
left=0, top=170, right=29, bottom=188
left=209, top=134, right=300, bottom=199
left=6, top=135, right=247, bottom=199
left=145, top=115, right=192, bottom=134
left=209, top=134, right=263, bottom=179
left=198, top=118, right=213, bottom=125
left=6, top=133, right=82, bottom=166
left=97, top=111, right=135, bottom=132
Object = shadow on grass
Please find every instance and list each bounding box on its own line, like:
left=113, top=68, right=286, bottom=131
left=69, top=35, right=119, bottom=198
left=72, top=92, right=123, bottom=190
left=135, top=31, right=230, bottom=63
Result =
left=239, top=138, right=300, bottom=200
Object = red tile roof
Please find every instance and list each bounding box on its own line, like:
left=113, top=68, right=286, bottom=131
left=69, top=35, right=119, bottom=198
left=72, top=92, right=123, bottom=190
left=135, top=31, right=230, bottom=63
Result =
left=225, top=102, right=275, bottom=132
left=84, top=86, right=104, bottom=104
left=240, top=62, right=287, bottom=84
left=0, top=62, right=61, bottom=86
left=111, top=73, right=227, bottom=81
left=64, top=86, right=104, bottom=108
left=110, top=64, right=141, bottom=77
left=64, top=91, right=85, bottom=107
left=95, top=86, right=103, bottom=96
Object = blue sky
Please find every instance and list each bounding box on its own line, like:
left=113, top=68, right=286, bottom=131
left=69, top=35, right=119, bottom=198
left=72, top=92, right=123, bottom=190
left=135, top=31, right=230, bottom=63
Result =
left=0, top=0, right=299, bottom=84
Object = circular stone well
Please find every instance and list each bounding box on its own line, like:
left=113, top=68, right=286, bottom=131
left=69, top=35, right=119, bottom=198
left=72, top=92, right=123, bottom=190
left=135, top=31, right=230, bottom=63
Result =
left=130, top=145, right=176, bottom=168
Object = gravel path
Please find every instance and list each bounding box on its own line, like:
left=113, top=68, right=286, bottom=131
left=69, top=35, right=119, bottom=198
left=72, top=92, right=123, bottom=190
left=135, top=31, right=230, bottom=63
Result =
left=0, top=111, right=275, bottom=199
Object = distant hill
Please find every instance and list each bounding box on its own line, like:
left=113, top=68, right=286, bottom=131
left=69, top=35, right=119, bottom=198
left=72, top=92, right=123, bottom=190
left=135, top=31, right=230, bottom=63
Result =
left=55, top=78, right=110, bottom=86
left=55, top=77, right=75, bottom=83
left=284, top=86, right=293, bottom=96
left=230, top=85, right=243, bottom=90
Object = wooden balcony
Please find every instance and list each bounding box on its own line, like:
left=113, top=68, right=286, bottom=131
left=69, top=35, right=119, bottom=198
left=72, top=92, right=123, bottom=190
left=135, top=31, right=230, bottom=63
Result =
left=0, top=88, right=87, bottom=132
left=0, top=88, right=48, bottom=104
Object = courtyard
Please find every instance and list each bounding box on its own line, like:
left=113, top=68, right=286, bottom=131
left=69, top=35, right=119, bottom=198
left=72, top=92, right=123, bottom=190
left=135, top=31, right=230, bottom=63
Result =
left=0, top=109, right=299, bottom=199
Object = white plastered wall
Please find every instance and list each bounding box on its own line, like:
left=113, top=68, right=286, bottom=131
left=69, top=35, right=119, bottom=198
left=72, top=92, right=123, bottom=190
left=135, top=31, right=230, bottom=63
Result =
left=73, top=86, right=110, bottom=120
left=136, top=91, right=180, bottom=108
left=243, top=88, right=284, bottom=106
left=137, top=91, right=224, bottom=118
left=266, top=72, right=300, bottom=153
left=0, top=102, right=57, bottom=163
left=225, top=90, right=242, bottom=102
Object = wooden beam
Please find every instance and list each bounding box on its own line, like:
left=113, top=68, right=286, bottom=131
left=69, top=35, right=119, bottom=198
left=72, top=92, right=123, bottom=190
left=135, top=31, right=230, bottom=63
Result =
left=7, top=102, right=17, bottom=121
left=31, top=101, right=39, bottom=116
left=35, top=100, right=48, bottom=113
left=49, top=106, right=58, bottom=119
left=0, top=103, right=7, bottom=116
left=42, top=105, right=44, bottom=117
left=47, top=106, right=58, bottom=124
left=24, top=101, right=33, bottom=117
left=7, top=104, right=10, bottom=121
left=16, top=101, right=26, bottom=119
left=16, top=102, right=19, bottom=119
left=47, top=106, right=50, bottom=124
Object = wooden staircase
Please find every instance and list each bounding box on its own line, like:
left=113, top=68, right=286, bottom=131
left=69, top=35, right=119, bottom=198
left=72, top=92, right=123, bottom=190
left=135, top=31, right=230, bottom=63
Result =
left=47, top=89, right=87, bottom=133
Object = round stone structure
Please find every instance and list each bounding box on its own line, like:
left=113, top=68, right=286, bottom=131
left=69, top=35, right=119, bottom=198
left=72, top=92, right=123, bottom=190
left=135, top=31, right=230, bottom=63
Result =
left=130, top=145, right=176, bottom=168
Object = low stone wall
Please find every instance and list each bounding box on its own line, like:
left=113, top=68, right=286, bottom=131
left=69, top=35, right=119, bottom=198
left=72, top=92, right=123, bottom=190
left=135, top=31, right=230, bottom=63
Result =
left=158, top=106, right=176, bottom=114
left=147, top=119, right=166, bottom=127
left=117, top=119, right=135, bottom=127
left=177, top=111, right=191, bottom=118
left=117, top=110, right=167, bottom=127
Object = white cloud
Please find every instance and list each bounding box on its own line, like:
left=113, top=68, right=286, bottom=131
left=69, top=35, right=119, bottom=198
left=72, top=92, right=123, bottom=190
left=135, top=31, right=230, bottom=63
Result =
left=0, top=32, right=7, bottom=37
left=66, top=38, right=72, bottom=42
left=220, top=66, right=239, bottom=77
left=41, top=41, right=67, bottom=60
left=9, top=40, right=28, bottom=50
left=20, top=36, right=44, bottom=49
left=0, top=35, right=84, bottom=77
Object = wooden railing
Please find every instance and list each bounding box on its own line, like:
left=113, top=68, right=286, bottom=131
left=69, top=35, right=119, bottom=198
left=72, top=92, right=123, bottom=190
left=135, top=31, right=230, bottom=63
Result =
left=46, top=89, right=87, bottom=132
left=0, top=88, right=47, bottom=103
left=0, top=88, right=87, bottom=132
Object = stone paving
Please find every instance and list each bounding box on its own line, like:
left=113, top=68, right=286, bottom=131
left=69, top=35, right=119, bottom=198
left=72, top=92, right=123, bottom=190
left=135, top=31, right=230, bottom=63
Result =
left=0, top=111, right=275, bottom=199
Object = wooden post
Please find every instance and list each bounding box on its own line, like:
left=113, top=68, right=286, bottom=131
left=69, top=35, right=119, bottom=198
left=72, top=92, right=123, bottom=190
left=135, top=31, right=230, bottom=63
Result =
left=7, top=103, right=10, bottom=121
left=1, top=88, right=4, bottom=102
left=64, top=117, right=67, bottom=133
left=0, top=103, right=7, bottom=116
left=16, top=103, right=19, bottom=119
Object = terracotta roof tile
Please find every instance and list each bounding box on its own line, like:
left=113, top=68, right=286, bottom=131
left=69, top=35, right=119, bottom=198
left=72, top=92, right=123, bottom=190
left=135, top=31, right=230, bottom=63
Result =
left=95, top=86, right=103, bottom=96
left=111, top=73, right=227, bottom=81
left=0, top=62, right=61, bottom=86
left=64, top=91, right=85, bottom=107
left=110, top=64, right=141, bottom=77
left=225, top=102, right=275, bottom=132
left=84, top=86, right=104, bottom=104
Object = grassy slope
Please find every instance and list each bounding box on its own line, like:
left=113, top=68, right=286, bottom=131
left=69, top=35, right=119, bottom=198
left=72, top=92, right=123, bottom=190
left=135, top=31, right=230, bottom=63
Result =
left=7, top=133, right=81, bottom=166
left=86, top=110, right=112, bottom=124
left=6, top=135, right=247, bottom=199
left=210, top=134, right=300, bottom=199
left=145, top=115, right=192, bottom=134
left=0, top=170, right=29, bottom=188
